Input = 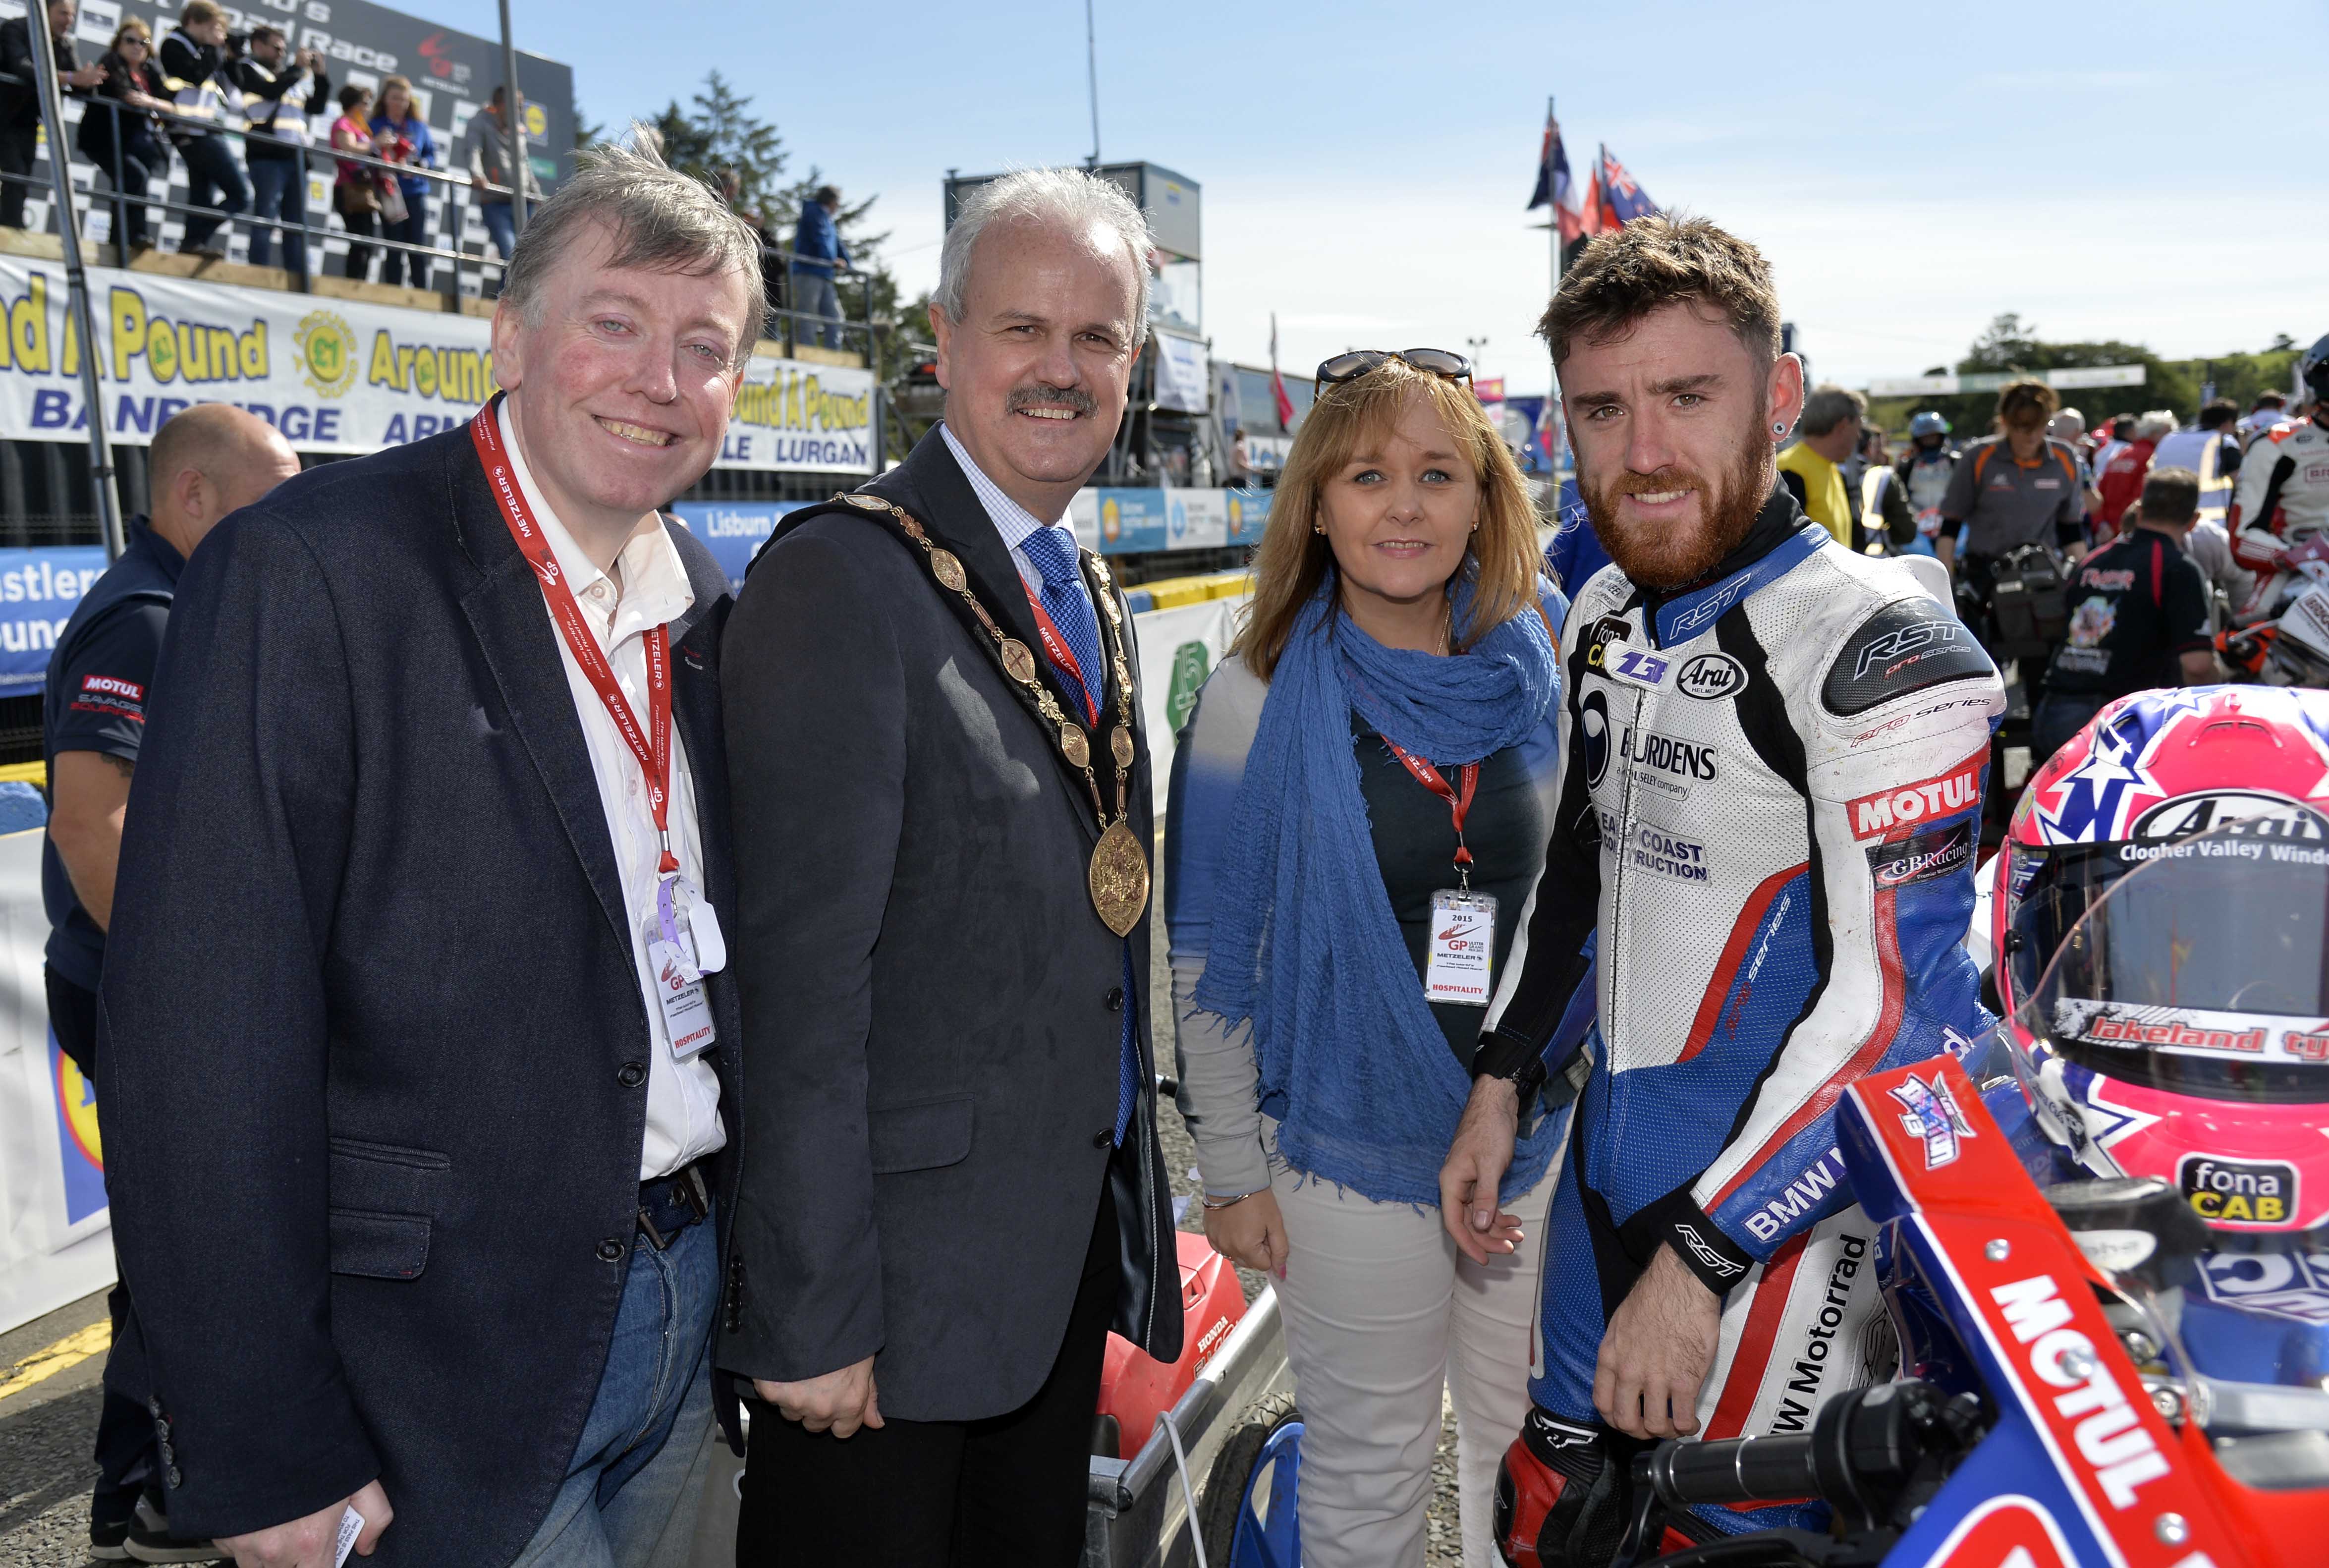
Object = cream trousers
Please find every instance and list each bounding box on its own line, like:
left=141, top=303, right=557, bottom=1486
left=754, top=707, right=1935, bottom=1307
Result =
left=1267, top=1129, right=1558, bottom=1568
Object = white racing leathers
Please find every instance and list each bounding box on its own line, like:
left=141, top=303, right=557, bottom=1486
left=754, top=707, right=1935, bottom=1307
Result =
left=1483, top=495, right=2004, bottom=1536
left=2230, top=416, right=2329, bottom=616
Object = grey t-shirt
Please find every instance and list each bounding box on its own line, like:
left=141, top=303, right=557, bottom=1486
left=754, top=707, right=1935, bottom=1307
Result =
left=1940, top=435, right=2087, bottom=557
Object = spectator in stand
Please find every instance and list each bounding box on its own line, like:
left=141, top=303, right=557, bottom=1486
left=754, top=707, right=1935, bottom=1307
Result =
left=76, top=19, right=169, bottom=255
left=230, top=26, right=327, bottom=275
left=2033, top=467, right=2218, bottom=760
left=457, top=84, right=541, bottom=296
left=369, top=73, right=437, bottom=289
left=2152, top=398, right=2243, bottom=517
left=1774, top=382, right=1861, bottom=547
left=329, top=84, right=377, bottom=279
left=2091, top=410, right=2172, bottom=544
left=159, top=1, right=245, bottom=260
left=790, top=183, right=849, bottom=351
left=45, top=405, right=302, bottom=1563
left=0, top=0, right=106, bottom=231
left=2238, top=391, right=2289, bottom=448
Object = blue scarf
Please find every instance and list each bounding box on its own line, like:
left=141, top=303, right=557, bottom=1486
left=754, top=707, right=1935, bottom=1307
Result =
left=1194, top=574, right=1564, bottom=1205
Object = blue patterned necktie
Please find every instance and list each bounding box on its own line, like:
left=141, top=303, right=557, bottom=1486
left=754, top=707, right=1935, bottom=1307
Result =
left=1017, top=526, right=1105, bottom=723
left=1016, top=525, right=1139, bottom=1145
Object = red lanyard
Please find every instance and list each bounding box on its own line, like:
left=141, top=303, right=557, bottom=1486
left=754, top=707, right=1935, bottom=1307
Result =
left=1024, top=588, right=1099, bottom=726
left=1381, top=740, right=1479, bottom=883
left=471, top=410, right=679, bottom=874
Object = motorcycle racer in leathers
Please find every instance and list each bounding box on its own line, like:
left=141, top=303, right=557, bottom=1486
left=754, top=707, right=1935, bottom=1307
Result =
left=2228, top=335, right=2329, bottom=618
left=1439, top=217, right=2005, bottom=1563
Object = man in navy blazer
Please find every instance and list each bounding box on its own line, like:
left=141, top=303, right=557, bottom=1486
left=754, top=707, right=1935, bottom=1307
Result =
left=97, top=131, right=764, bottom=1567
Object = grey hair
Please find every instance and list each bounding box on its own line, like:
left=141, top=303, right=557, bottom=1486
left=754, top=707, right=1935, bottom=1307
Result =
left=936, top=168, right=1153, bottom=347
left=2132, top=409, right=2178, bottom=442
left=501, top=123, right=769, bottom=367
left=1800, top=383, right=1867, bottom=438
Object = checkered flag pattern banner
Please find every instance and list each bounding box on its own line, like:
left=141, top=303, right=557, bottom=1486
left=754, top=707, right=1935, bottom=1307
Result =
left=2, top=0, right=507, bottom=296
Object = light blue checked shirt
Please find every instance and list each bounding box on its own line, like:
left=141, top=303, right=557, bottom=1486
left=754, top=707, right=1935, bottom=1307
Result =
left=940, top=422, right=1097, bottom=622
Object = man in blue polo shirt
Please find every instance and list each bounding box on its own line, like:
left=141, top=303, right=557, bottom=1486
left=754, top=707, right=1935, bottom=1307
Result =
left=43, top=403, right=298, bottom=1561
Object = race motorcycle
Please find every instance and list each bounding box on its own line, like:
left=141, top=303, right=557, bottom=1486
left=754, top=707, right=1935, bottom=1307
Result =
left=1498, top=822, right=2329, bottom=1567
left=2220, top=537, right=2329, bottom=681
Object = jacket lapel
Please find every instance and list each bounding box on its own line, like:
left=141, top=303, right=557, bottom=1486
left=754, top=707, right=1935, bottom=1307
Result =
left=448, top=427, right=636, bottom=959
left=665, top=524, right=733, bottom=922
left=867, top=430, right=1108, bottom=838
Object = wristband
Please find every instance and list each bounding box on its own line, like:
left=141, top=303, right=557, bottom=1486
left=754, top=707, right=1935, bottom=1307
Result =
left=1628, top=1187, right=1754, bottom=1297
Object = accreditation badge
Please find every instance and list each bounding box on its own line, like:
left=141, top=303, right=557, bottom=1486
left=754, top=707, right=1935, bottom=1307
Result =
left=1423, top=891, right=1498, bottom=1006
left=645, top=875, right=720, bottom=1059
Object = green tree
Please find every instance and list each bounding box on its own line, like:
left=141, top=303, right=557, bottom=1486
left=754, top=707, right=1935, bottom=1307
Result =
left=644, top=74, right=921, bottom=383
left=1862, top=315, right=2309, bottom=441
left=650, top=71, right=788, bottom=214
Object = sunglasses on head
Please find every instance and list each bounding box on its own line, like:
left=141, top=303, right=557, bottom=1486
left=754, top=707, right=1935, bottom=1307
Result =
left=1314, top=348, right=1473, bottom=389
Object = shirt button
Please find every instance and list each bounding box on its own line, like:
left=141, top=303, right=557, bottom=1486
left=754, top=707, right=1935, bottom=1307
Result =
left=597, top=1238, right=627, bottom=1263
left=1105, top=986, right=1124, bottom=1012
left=617, top=1062, right=646, bottom=1088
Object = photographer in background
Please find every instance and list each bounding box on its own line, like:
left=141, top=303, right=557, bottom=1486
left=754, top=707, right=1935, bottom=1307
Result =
left=158, top=0, right=245, bottom=259
left=229, top=23, right=327, bottom=274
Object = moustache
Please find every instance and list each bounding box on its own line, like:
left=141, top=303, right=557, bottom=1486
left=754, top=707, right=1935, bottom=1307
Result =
left=1007, top=384, right=1098, bottom=418
left=1604, top=466, right=1710, bottom=500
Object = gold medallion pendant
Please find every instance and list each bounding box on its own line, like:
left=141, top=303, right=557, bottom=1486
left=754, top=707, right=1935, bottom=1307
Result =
left=999, top=639, right=1040, bottom=686
left=1059, top=722, right=1091, bottom=769
left=1088, top=819, right=1151, bottom=937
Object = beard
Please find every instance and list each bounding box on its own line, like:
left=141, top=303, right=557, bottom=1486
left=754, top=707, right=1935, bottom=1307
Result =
left=1583, top=417, right=1774, bottom=591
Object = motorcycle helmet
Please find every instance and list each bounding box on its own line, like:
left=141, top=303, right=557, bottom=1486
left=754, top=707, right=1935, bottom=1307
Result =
left=2302, top=333, right=2329, bottom=404
left=1991, top=685, right=2329, bottom=1242
left=1909, top=410, right=1951, bottom=440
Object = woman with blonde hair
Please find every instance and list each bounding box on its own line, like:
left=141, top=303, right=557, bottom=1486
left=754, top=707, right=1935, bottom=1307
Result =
left=1167, top=350, right=1574, bottom=1566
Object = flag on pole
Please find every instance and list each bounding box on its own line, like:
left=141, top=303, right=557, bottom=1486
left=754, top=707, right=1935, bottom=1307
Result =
left=1270, top=313, right=1295, bottom=428
left=1527, top=108, right=1570, bottom=212
left=1597, top=145, right=1659, bottom=224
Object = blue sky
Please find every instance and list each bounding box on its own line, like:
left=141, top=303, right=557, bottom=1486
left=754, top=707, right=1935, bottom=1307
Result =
left=416, top=0, right=2327, bottom=400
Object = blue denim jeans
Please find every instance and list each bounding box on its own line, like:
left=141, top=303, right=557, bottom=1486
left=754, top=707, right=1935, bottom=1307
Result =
left=176, top=134, right=247, bottom=254
left=511, top=1201, right=720, bottom=1568
left=246, top=158, right=306, bottom=274
left=481, top=201, right=516, bottom=296
left=791, top=270, right=843, bottom=349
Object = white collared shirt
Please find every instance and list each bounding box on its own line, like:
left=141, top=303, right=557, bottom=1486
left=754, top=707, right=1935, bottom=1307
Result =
left=940, top=421, right=1096, bottom=620
left=499, top=401, right=724, bottom=1182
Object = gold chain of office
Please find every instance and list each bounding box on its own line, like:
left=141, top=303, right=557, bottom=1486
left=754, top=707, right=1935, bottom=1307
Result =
left=836, top=493, right=1150, bottom=937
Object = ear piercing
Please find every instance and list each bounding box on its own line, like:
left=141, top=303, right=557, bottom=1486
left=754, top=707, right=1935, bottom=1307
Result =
left=1773, top=421, right=1787, bottom=435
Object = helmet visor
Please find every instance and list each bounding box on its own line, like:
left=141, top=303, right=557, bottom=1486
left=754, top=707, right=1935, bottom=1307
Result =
left=2026, top=821, right=2329, bottom=1104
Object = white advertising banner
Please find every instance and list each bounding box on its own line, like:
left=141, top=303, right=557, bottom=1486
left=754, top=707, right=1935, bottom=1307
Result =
left=1164, top=488, right=1230, bottom=551
left=1153, top=331, right=1210, bottom=415
left=0, top=255, right=874, bottom=473
left=1133, top=592, right=1249, bottom=812
left=0, top=825, right=112, bottom=1337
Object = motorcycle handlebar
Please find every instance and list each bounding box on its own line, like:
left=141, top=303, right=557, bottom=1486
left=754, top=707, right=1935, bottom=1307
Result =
left=1643, top=1432, right=1821, bottom=1508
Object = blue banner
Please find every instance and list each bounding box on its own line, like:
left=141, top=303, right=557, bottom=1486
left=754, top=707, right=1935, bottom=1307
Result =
left=1095, top=489, right=1170, bottom=555
left=0, top=548, right=110, bottom=693
left=668, top=502, right=813, bottom=592
left=1225, top=488, right=1273, bottom=547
